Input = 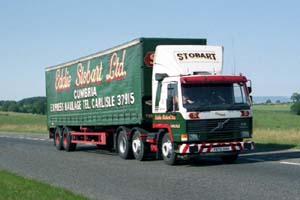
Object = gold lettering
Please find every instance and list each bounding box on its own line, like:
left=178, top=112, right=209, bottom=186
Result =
left=75, top=61, right=103, bottom=87
left=154, top=114, right=176, bottom=121
left=106, top=50, right=127, bottom=82
left=55, top=68, right=71, bottom=91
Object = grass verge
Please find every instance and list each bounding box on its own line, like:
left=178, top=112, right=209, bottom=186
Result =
left=253, top=103, right=300, bottom=148
left=0, top=112, right=47, bottom=133
left=253, top=128, right=300, bottom=148
left=0, top=169, right=89, bottom=200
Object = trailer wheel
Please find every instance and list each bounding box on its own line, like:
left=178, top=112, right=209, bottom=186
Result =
left=54, top=127, right=64, bottom=150
left=62, top=127, right=77, bottom=152
left=132, top=131, right=146, bottom=161
left=221, top=153, right=239, bottom=164
left=161, top=134, right=177, bottom=165
left=117, top=130, right=132, bottom=159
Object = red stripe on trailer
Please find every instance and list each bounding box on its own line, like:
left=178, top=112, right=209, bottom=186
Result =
left=71, top=140, right=105, bottom=145
left=70, top=131, right=107, bottom=145
left=71, top=132, right=105, bottom=136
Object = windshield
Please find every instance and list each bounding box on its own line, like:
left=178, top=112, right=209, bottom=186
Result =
left=181, top=83, right=250, bottom=111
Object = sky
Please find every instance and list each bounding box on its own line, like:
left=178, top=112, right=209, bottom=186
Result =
left=0, top=0, right=299, bottom=100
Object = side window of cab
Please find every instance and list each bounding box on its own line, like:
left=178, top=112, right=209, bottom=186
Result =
left=167, top=83, right=178, bottom=112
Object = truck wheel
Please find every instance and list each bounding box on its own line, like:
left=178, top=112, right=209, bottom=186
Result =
left=62, top=127, right=77, bottom=152
left=161, top=134, right=177, bottom=165
left=54, top=127, right=64, bottom=150
left=221, top=153, right=239, bottom=164
left=117, top=130, right=132, bottom=159
left=132, top=131, right=146, bottom=161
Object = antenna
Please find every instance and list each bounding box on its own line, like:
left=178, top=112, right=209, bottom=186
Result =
left=232, top=38, right=236, bottom=75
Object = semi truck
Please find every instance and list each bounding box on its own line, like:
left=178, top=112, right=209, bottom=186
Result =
left=46, top=38, right=254, bottom=165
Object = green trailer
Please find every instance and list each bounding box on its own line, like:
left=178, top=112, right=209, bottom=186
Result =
left=46, top=38, right=254, bottom=165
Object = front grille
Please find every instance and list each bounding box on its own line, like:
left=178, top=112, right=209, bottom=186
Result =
left=186, top=118, right=251, bottom=141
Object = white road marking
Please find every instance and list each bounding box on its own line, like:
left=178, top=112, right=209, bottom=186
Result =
left=245, top=158, right=266, bottom=162
left=0, top=135, right=51, bottom=142
left=243, top=157, right=300, bottom=166
left=280, top=161, right=300, bottom=166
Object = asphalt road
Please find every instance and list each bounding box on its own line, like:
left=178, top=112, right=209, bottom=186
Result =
left=1, top=132, right=300, bottom=200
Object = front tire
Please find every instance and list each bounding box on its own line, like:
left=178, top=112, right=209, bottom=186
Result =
left=161, top=133, right=177, bottom=165
left=117, top=130, right=132, bottom=159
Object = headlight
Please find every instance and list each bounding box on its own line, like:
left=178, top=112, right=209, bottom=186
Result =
left=241, top=131, right=250, bottom=138
left=189, top=134, right=199, bottom=141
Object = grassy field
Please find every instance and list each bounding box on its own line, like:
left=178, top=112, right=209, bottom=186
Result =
left=0, top=112, right=47, bottom=133
left=253, top=103, right=299, bottom=129
left=0, top=169, right=89, bottom=200
left=253, top=103, right=300, bottom=147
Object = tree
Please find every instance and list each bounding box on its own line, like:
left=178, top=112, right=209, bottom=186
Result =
left=291, top=92, right=300, bottom=102
left=291, top=102, right=300, bottom=115
left=291, top=92, right=300, bottom=115
left=0, top=101, right=16, bottom=112
left=0, top=97, right=46, bottom=115
left=266, top=99, right=272, bottom=104
left=8, top=102, right=19, bottom=112
left=17, top=97, right=46, bottom=114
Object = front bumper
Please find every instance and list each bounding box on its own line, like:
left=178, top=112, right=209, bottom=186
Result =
left=178, top=141, right=254, bottom=154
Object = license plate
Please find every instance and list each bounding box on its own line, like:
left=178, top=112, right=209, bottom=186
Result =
left=211, top=146, right=232, bottom=152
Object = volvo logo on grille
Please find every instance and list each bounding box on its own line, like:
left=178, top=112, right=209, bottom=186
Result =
left=210, top=119, right=230, bottom=133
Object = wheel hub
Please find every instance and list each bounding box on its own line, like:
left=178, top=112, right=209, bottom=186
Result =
left=162, top=140, right=172, bottom=158
left=119, top=137, right=126, bottom=154
left=132, top=138, right=141, bottom=154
